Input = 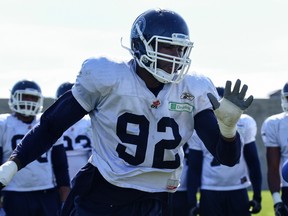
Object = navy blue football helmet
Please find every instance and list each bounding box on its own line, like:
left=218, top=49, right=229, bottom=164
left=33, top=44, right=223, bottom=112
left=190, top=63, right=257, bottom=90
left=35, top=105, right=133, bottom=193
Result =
left=56, top=82, right=73, bottom=99
left=281, top=82, right=288, bottom=112
left=127, top=9, right=193, bottom=84
left=8, top=80, right=43, bottom=116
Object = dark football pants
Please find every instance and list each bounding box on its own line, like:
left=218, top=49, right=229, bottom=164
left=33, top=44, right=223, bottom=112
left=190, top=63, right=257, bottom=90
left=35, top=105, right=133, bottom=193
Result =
left=61, top=163, right=169, bottom=216
left=170, top=191, right=189, bottom=216
left=200, top=188, right=250, bottom=216
left=3, top=188, right=60, bottom=216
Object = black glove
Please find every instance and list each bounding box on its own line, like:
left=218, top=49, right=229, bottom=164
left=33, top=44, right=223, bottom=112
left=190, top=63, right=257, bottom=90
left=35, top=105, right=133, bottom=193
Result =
left=189, top=204, right=200, bottom=216
left=248, top=199, right=261, bottom=214
left=274, top=202, right=288, bottom=216
left=207, top=79, right=254, bottom=138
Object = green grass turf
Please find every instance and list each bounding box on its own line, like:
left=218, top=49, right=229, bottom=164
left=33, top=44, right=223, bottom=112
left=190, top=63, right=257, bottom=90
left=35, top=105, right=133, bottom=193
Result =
left=248, top=190, right=274, bottom=216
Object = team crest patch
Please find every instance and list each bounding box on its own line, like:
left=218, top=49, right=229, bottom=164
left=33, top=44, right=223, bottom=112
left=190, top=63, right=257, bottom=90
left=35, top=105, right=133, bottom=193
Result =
left=151, top=100, right=161, bottom=109
left=180, top=92, right=194, bottom=101
left=168, top=102, right=193, bottom=112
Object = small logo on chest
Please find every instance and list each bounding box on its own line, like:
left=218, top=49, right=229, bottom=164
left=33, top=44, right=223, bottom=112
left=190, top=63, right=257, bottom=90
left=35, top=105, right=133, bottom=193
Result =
left=168, top=102, right=193, bottom=112
left=180, top=92, right=194, bottom=101
left=151, top=100, right=161, bottom=109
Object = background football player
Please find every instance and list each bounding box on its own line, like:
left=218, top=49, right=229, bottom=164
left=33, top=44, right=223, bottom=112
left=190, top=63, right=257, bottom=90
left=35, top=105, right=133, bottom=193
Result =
left=0, top=80, right=70, bottom=216
left=262, top=82, right=288, bottom=216
left=172, top=86, right=262, bottom=216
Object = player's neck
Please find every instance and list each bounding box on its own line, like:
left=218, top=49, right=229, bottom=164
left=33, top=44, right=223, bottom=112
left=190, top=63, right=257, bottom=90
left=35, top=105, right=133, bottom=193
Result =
left=136, top=67, right=163, bottom=89
left=14, top=113, right=35, bottom=124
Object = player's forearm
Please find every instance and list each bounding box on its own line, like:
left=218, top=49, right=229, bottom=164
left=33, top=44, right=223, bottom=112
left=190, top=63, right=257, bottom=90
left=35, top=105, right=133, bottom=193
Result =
left=59, top=186, right=71, bottom=202
left=268, top=174, right=281, bottom=194
left=9, top=123, right=57, bottom=169
left=195, top=109, right=241, bottom=166
left=216, top=133, right=241, bottom=166
left=244, top=142, right=262, bottom=199
left=52, top=145, right=70, bottom=187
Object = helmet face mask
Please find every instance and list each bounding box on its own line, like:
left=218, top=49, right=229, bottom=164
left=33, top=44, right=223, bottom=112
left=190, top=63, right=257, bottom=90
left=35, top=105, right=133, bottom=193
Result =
left=8, top=80, right=43, bottom=117
left=130, top=9, right=194, bottom=83
left=281, top=82, right=288, bottom=113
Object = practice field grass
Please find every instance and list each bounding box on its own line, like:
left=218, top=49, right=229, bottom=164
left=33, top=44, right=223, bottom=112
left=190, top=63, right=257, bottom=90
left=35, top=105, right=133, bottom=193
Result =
left=248, top=190, right=274, bottom=216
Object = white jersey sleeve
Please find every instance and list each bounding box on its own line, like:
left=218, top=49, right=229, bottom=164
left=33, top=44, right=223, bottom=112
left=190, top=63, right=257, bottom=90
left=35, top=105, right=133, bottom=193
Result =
left=237, top=114, right=257, bottom=145
left=71, top=57, right=217, bottom=192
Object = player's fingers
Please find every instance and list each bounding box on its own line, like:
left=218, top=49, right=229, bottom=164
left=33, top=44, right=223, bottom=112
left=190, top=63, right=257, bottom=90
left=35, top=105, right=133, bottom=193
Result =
left=207, top=93, right=220, bottom=110
left=243, top=95, right=254, bottom=109
left=231, top=79, right=241, bottom=95
left=224, top=80, right=232, bottom=97
left=238, top=84, right=248, bottom=100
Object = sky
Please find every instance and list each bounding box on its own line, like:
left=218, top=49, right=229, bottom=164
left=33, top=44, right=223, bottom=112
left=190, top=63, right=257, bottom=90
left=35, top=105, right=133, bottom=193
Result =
left=0, top=0, right=287, bottom=99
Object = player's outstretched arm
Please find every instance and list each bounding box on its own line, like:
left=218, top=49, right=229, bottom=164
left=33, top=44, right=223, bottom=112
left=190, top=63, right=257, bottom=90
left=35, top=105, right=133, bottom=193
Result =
left=207, top=79, right=253, bottom=139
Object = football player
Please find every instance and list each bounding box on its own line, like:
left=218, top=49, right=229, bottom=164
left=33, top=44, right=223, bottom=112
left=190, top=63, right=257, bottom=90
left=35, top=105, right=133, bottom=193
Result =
left=187, top=87, right=262, bottom=216
left=0, top=9, right=253, bottom=215
left=56, top=82, right=92, bottom=180
left=0, top=80, right=70, bottom=216
left=262, top=82, right=288, bottom=216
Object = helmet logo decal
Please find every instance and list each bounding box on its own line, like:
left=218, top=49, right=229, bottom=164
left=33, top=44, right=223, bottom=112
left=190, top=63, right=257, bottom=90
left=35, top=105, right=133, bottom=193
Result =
left=131, top=16, right=146, bottom=38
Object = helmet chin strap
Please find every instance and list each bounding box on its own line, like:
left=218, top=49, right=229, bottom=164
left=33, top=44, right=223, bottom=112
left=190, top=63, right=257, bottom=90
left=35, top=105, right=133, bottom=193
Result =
left=152, top=68, right=172, bottom=84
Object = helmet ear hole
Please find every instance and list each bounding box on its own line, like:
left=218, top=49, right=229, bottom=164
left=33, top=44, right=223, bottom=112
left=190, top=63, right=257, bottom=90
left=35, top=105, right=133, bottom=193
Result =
left=131, top=39, right=141, bottom=59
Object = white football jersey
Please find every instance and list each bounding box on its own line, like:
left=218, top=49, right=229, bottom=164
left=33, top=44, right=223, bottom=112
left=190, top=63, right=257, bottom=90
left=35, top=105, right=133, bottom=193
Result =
left=71, top=57, right=217, bottom=192
left=62, top=115, right=92, bottom=179
left=261, top=112, right=288, bottom=186
left=176, top=144, right=189, bottom=191
left=188, top=114, right=257, bottom=190
left=0, top=113, right=63, bottom=191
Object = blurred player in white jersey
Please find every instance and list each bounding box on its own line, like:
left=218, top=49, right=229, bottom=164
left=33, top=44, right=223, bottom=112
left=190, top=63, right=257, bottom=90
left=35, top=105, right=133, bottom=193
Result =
left=186, top=87, right=262, bottom=216
left=0, top=80, right=70, bottom=216
left=0, top=9, right=254, bottom=216
left=262, top=82, right=288, bottom=216
left=56, top=82, right=92, bottom=180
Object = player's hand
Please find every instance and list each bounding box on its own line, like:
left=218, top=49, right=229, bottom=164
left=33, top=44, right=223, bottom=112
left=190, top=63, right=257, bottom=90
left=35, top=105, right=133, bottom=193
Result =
left=189, top=204, right=200, bottom=216
left=274, top=202, right=288, bottom=216
left=0, top=161, right=18, bottom=190
left=207, top=79, right=253, bottom=138
left=248, top=199, right=261, bottom=214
